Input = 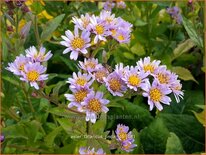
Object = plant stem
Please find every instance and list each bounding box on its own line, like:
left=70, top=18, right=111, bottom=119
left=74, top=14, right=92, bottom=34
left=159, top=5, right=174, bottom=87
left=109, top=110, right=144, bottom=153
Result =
left=34, top=15, right=41, bottom=47
left=21, top=83, right=34, bottom=113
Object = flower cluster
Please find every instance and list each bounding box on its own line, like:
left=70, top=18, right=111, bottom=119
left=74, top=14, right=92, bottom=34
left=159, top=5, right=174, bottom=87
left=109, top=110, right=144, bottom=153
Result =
left=116, top=124, right=137, bottom=152
left=60, top=10, right=133, bottom=60
left=103, top=0, right=126, bottom=11
left=65, top=70, right=109, bottom=123
left=79, top=147, right=105, bottom=154
left=166, top=6, right=182, bottom=24
left=6, top=46, right=52, bottom=90
left=76, top=57, right=183, bottom=111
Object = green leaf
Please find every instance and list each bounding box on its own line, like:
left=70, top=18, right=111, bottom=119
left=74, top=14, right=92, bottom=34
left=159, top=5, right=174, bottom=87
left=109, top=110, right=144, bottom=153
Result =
left=182, top=16, right=203, bottom=49
left=41, top=14, right=65, bottom=42
left=131, top=129, right=144, bottom=154
left=45, top=127, right=63, bottom=148
left=173, top=39, right=195, bottom=59
left=130, top=42, right=145, bottom=56
left=123, top=52, right=135, bottom=60
left=172, top=66, right=198, bottom=83
left=165, top=132, right=185, bottom=154
left=192, top=110, right=205, bottom=126
left=134, top=18, right=147, bottom=26
left=140, top=118, right=170, bottom=153
left=57, top=118, right=74, bottom=135
left=160, top=113, right=205, bottom=153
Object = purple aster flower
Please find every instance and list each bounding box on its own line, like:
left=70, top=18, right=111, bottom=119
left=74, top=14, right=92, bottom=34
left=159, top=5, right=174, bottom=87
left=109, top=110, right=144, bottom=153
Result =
left=136, top=57, right=161, bottom=74
left=170, top=80, right=184, bottom=103
left=72, top=13, right=91, bottom=31
left=152, top=65, right=176, bottom=86
left=94, top=67, right=109, bottom=83
left=115, top=124, right=137, bottom=152
left=0, top=135, right=4, bottom=142
left=122, top=66, right=149, bottom=91
left=116, top=17, right=133, bottom=33
left=90, top=15, right=111, bottom=44
left=78, top=58, right=102, bottom=73
left=79, top=147, right=105, bottom=154
left=81, top=91, right=109, bottom=123
left=64, top=87, right=92, bottom=111
left=25, top=46, right=53, bottom=62
left=114, top=29, right=131, bottom=43
left=104, top=71, right=127, bottom=97
left=60, top=27, right=91, bottom=60
left=67, top=72, right=94, bottom=89
left=122, top=140, right=137, bottom=152
left=166, top=6, right=182, bottom=24
left=115, top=63, right=129, bottom=77
left=6, top=54, right=30, bottom=76
left=99, top=10, right=116, bottom=26
left=142, top=80, right=172, bottom=111
left=103, top=1, right=115, bottom=11
left=20, top=62, right=48, bottom=90
left=117, top=1, right=126, bottom=9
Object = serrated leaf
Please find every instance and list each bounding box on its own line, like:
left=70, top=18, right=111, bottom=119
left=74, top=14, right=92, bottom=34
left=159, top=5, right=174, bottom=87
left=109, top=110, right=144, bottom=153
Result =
left=41, top=14, right=65, bottom=42
left=173, top=39, right=195, bottom=59
left=165, top=132, right=185, bottom=154
left=172, top=66, right=198, bottom=83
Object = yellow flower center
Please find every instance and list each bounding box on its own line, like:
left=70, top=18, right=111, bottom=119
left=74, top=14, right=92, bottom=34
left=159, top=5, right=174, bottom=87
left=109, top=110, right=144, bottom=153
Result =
left=109, top=78, right=121, bottom=91
left=76, top=78, right=87, bottom=86
left=150, top=88, right=162, bottom=102
left=111, top=29, right=116, bottom=36
left=157, top=73, right=169, bottom=84
left=119, top=132, right=127, bottom=141
left=143, top=64, right=155, bottom=73
left=71, top=37, right=85, bottom=49
left=128, top=75, right=141, bottom=86
left=106, top=17, right=113, bottom=23
left=74, top=89, right=88, bottom=102
left=88, top=98, right=101, bottom=112
left=95, top=25, right=104, bottom=35
left=117, top=35, right=125, bottom=41
left=27, top=70, right=39, bottom=82
left=95, top=70, right=107, bottom=82
left=85, top=61, right=96, bottom=69
left=123, top=142, right=132, bottom=150
left=19, top=64, right=25, bottom=71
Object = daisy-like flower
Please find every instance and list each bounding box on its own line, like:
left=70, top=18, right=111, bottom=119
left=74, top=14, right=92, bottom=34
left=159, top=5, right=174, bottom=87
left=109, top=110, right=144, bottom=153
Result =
left=99, top=10, right=116, bottom=26
left=94, top=67, right=109, bottom=83
left=116, top=1, right=126, bottom=9
left=78, top=58, right=102, bottom=73
left=6, top=54, right=30, bottom=76
left=153, top=66, right=176, bottom=86
left=64, top=87, right=92, bottom=111
left=136, top=57, right=161, bottom=74
left=122, top=140, right=137, bottom=152
left=20, top=62, right=48, bottom=90
left=115, top=63, right=129, bottom=77
left=90, top=15, right=110, bottom=44
left=67, top=72, right=94, bottom=89
left=103, top=0, right=115, bottom=11
left=123, top=66, right=148, bottom=91
left=116, top=17, right=133, bottom=33
left=60, top=27, right=91, bottom=60
left=142, top=80, right=172, bottom=111
left=104, top=71, right=127, bottom=96
left=82, top=91, right=109, bottom=123
left=170, top=80, right=184, bottom=103
left=79, top=147, right=105, bottom=154
left=115, top=124, right=137, bottom=152
left=72, top=13, right=91, bottom=31
left=25, top=46, right=53, bottom=62
left=114, top=29, right=130, bottom=43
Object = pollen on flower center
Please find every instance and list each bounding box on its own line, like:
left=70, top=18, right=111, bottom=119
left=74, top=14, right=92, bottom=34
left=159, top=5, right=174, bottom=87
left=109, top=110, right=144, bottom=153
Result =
left=150, top=88, right=162, bottom=102
left=74, top=89, right=88, bottom=102
left=119, top=132, right=127, bottom=141
left=71, top=37, right=85, bottom=49
left=143, top=64, right=155, bottom=73
left=95, top=25, right=104, bottom=35
left=76, top=78, right=87, bottom=86
left=19, top=64, right=25, bottom=71
left=117, top=35, right=125, bottom=41
left=27, top=70, right=39, bottom=82
left=95, top=70, right=107, bottom=81
left=88, top=98, right=101, bottom=112
left=109, top=78, right=121, bottom=91
left=128, top=75, right=141, bottom=86
left=85, top=62, right=96, bottom=69
left=111, top=29, right=116, bottom=36
left=157, top=73, right=168, bottom=84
